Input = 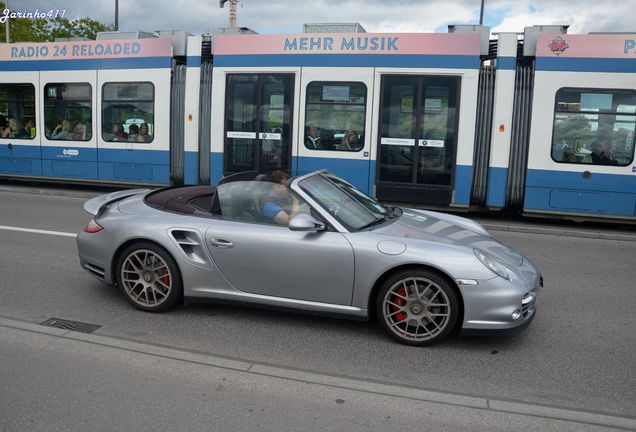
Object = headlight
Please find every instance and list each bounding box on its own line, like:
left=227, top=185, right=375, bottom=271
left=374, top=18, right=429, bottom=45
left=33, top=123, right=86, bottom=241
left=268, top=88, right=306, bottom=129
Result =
left=474, top=248, right=509, bottom=280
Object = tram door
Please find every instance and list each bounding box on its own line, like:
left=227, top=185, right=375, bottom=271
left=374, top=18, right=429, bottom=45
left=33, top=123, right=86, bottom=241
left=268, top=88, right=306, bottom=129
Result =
left=224, top=74, right=294, bottom=175
left=376, top=75, right=460, bottom=204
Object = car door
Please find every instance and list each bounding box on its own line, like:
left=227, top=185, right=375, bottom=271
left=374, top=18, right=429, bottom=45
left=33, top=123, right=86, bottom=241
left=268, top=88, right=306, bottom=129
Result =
left=205, top=221, right=354, bottom=305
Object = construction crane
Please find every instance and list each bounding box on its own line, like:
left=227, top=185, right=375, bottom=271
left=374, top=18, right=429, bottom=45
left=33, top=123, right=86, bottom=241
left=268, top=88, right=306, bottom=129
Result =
left=219, top=0, right=238, bottom=28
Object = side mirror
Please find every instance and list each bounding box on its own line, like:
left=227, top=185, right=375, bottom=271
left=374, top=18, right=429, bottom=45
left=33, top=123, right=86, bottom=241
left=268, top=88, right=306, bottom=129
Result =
left=289, top=214, right=326, bottom=232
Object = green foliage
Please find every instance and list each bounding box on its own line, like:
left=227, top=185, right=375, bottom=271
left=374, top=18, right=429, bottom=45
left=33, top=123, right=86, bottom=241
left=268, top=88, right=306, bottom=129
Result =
left=0, top=3, right=113, bottom=42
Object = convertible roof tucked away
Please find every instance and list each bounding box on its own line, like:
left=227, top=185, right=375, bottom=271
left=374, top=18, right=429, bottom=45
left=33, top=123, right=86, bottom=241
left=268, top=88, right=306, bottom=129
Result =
left=145, top=185, right=216, bottom=214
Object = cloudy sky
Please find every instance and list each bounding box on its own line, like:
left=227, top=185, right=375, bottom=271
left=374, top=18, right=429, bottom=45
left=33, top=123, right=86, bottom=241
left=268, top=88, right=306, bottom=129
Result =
left=13, top=0, right=636, bottom=35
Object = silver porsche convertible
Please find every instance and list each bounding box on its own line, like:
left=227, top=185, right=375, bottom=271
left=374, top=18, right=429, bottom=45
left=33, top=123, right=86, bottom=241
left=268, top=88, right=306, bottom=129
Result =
left=77, top=170, right=541, bottom=346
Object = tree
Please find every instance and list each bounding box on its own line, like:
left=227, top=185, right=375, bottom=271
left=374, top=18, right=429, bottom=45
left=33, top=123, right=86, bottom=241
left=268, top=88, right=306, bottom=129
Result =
left=0, top=3, right=113, bottom=42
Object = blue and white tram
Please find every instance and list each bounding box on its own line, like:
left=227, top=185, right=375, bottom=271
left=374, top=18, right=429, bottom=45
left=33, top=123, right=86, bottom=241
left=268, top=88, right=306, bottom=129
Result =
left=1, top=25, right=635, bottom=222
left=523, top=34, right=636, bottom=219
left=0, top=38, right=173, bottom=184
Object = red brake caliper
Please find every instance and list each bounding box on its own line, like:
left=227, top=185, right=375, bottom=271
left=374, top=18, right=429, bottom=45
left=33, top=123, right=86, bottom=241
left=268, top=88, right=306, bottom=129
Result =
left=390, top=285, right=407, bottom=323
left=162, top=269, right=171, bottom=286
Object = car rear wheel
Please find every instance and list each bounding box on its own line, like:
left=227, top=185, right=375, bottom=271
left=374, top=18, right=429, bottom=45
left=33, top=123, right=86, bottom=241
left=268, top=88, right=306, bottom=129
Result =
left=115, top=242, right=182, bottom=312
left=376, top=269, right=459, bottom=346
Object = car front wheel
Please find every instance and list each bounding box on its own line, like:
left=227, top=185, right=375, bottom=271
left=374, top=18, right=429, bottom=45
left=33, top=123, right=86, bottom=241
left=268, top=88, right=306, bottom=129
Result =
left=376, top=269, right=459, bottom=346
left=115, top=242, right=182, bottom=312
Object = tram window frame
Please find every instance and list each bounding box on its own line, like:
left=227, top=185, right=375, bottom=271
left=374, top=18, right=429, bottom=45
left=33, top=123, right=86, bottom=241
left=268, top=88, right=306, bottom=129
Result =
left=304, top=81, right=367, bottom=153
left=0, top=83, right=36, bottom=140
left=101, top=81, right=155, bottom=144
left=550, top=87, right=636, bottom=167
left=44, top=82, right=93, bottom=142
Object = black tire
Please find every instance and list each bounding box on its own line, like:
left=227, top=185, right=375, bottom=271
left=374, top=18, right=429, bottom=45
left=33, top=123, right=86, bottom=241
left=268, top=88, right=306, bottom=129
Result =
left=115, top=242, right=182, bottom=312
left=375, top=269, right=459, bottom=346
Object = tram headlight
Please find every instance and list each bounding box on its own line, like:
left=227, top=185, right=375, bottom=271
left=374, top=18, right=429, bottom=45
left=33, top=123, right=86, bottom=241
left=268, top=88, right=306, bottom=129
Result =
left=473, top=248, right=509, bottom=280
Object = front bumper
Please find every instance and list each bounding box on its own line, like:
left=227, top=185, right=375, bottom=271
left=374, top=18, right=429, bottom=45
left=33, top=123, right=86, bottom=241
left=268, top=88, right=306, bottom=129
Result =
left=458, top=270, right=541, bottom=333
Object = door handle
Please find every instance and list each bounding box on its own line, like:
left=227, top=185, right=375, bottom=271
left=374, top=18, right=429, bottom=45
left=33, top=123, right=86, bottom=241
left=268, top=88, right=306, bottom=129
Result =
left=209, top=238, right=234, bottom=249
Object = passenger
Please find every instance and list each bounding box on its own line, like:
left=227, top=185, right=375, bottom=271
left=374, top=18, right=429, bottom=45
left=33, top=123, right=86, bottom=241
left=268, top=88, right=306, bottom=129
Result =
left=72, top=121, right=87, bottom=141
left=1, top=118, right=17, bottom=138
left=305, top=125, right=319, bottom=149
left=128, top=123, right=139, bottom=140
left=112, top=123, right=128, bottom=141
left=341, top=130, right=359, bottom=150
left=563, top=146, right=576, bottom=163
left=16, top=117, right=34, bottom=139
left=52, top=120, right=73, bottom=140
left=319, top=129, right=335, bottom=150
left=137, top=123, right=151, bottom=143
left=261, top=170, right=300, bottom=225
left=591, top=140, right=616, bottom=165
left=551, top=143, right=565, bottom=161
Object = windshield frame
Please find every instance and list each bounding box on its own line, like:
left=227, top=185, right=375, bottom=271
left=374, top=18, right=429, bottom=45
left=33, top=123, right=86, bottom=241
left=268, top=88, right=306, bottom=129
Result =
left=294, top=171, right=393, bottom=232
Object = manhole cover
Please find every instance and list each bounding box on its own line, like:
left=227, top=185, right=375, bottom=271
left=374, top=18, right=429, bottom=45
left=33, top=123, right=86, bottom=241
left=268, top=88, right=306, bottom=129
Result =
left=40, top=318, right=101, bottom=334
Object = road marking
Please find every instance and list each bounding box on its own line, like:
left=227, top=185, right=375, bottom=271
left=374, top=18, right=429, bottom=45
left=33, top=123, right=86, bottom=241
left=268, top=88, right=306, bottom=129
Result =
left=0, top=225, right=77, bottom=238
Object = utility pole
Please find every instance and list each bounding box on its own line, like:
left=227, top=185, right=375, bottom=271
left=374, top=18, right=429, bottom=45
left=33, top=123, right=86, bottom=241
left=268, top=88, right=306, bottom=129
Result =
left=479, top=0, right=485, bottom=25
left=219, top=0, right=238, bottom=28
left=5, top=0, right=9, bottom=43
left=115, top=0, right=119, bottom=31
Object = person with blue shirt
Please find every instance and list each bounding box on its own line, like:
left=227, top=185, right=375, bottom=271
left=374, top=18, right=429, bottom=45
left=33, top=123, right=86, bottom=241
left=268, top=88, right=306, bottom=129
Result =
left=16, top=117, right=34, bottom=139
left=261, top=171, right=300, bottom=225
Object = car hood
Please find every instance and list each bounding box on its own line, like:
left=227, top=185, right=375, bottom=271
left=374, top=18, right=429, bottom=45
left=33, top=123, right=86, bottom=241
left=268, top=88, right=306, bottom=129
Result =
left=373, top=208, right=524, bottom=267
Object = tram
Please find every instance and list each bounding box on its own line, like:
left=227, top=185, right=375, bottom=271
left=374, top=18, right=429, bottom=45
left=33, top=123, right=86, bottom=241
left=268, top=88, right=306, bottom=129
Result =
left=0, top=24, right=634, bottom=221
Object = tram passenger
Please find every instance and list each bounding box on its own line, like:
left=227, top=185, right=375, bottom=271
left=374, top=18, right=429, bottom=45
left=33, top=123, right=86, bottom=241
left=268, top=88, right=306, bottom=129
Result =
left=52, top=120, right=73, bottom=140
left=112, top=123, right=128, bottom=141
left=305, top=125, right=319, bottom=149
left=591, top=140, right=616, bottom=165
left=137, top=123, right=151, bottom=143
left=72, top=121, right=87, bottom=141
left=319, top=129, right=335, bottom=150
left=1, top=118, right=18, bottom=138
left=261, top=170, right=300, bottom=225
left=16, top=118, right=34, bottom=139
left=128, top=124, right=139, bottom=141
left=341, top=130, right=359, bottom=151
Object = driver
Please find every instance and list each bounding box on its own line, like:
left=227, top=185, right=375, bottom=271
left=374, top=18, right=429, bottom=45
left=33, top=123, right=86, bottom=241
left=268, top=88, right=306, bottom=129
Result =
left=261, top=171, right=300, bottom=225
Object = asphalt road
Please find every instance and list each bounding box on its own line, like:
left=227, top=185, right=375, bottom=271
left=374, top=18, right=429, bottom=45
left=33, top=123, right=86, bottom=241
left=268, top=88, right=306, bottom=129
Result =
left=1, top=187, right=635, bottom=430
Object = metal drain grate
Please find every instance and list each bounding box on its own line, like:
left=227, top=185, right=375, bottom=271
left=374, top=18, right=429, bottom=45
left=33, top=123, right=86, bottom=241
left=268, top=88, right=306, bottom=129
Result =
left=40, top=318, right=101, bottom=333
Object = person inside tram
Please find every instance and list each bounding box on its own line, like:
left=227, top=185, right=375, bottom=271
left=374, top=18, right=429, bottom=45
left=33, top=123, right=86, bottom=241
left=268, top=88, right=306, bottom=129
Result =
left=128, top=123, right=139, bottom=141
left=305, top=125, right=319, bottom=149
left=112, top=123, right=128, bottom=141
left=1, top=117, right=17, bottom=138
left=260, top=170, right=300, bottom=225
left=72, top=121, right=87, bottom=141
left=591, top=140, right=616, bottom=165
left=318, top=129, right=335, bottom=150
left=137, top=123, right=151, bottom=143
left=563, top=145, right=577, bottom=163
left=341, top=130, right=359, bottom=151
left=52, top=120, right=73, bottom=140
left=16, top=117, right=35, bottom=139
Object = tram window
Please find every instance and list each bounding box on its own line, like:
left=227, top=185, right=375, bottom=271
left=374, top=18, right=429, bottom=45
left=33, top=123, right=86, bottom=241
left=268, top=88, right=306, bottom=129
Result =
left=0, top=83, right=36, bottom=140
left=102, top=82, right=154, bottom=143
left=551, top=88, right=636, bottom=166
left=44, top=83, right=92, bottom=141
left=304, top=82, right=366, bottom=152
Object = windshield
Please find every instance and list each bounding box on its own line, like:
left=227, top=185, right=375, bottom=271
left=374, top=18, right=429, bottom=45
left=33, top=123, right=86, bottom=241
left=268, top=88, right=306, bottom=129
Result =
left=298, top=174, right=390, bottom=231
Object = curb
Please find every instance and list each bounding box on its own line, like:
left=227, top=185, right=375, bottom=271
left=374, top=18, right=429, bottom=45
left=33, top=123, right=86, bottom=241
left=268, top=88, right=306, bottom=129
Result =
left=481, top=222, right=636, bottom=242
left=1, top=315, right=635, bottom=430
